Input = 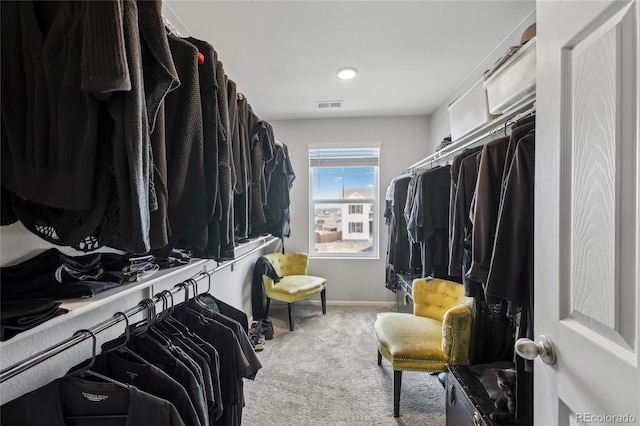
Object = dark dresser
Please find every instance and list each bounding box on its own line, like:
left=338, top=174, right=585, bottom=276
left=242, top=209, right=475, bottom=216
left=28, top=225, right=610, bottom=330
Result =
left=395, top=273, right=414, bottom=313
left=446, top=365, right=516, bottom=426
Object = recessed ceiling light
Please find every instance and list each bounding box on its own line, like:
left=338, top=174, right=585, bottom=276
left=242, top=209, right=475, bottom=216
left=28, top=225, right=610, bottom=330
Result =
left=337, top=67, right=358, bottom=80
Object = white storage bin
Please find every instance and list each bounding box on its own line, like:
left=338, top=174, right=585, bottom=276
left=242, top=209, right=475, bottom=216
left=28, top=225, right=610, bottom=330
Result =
left=447, top=73, right=495, bottom=141
left=484, top=37, right=536, bottom=115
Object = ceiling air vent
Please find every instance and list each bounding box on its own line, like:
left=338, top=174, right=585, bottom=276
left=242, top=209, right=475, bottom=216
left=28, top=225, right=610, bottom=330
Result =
left=316, top=100, right=342, bottom=109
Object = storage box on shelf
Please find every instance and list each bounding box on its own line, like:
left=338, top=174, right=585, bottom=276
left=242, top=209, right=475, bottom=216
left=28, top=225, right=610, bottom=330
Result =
left=448, top=73, right=496, bottom=142
left=484, top=37, right=536, bottom=115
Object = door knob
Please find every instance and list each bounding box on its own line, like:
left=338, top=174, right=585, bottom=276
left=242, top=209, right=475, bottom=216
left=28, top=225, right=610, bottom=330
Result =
left=515, top=335, right=557, bottom=365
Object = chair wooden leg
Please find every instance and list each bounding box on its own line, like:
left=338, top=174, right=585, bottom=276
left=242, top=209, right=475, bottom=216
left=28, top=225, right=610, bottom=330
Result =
left=377, top=351, right=382, bottom=366
left=320, top=289, right=326, bottom=314
left=393, top=370, right=402, bottom=417
left=265, top=298, right=271, bottom=317
left=288, top=303, right=294, bottom=331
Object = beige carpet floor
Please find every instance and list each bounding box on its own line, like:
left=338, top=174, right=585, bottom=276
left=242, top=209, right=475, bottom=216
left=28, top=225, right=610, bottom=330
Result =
left=241, top=303, right=446, bottom=426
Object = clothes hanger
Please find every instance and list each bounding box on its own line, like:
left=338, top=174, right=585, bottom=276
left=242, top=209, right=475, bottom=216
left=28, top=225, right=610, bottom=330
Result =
left=194, top=271, right=215, bottom=307
left=103, top=311, right=151, bottom=365
left=129, top=298, right=154, bottom=337
left=63, top=328, right=129, bottom=389
left=189, top=275, right=211, bottom=309
left=154, top=291, right=187, bottom=338
left=141, top=298, right=176, bottom=349
left=63, top=330, right=129, bottom=424
left=163, top=289, right=199, bottom=336
left=157, top=290, right=193, bottom=338
left=155, top=292, right=214, bottom=361
left=173, top=280, right=217, bottom=332
left=179, top=279, right=211, bottom=319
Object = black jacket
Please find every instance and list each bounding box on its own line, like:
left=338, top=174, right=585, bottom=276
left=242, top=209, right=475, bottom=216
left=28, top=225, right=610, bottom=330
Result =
left=251, top=257, right=281, bottom=320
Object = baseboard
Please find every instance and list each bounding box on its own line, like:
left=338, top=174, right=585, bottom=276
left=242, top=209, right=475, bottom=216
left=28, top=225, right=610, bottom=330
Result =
left=266, top=299, right=395, bottom=308
left=248, top=300, right=395, bottom=324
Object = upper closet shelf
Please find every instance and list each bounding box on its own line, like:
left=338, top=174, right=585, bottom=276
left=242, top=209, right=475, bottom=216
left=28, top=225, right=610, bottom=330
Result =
left=407, top=97, right=535, bottom=173
left=407, top=37, right=536, bottom=173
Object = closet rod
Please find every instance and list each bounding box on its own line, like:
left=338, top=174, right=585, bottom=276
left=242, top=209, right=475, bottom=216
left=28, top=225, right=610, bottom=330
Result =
left=0, top=235, right=280, bottom=383
left=211, top=235, right=280, bottom=274
left=406, top=99, right=535, bottom=173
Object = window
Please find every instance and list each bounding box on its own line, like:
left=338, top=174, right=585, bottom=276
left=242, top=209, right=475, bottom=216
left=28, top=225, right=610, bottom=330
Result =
left=348, top=222, right=363, bottom=233
left=309, top=145, right=380, bottom=257
left=348, top=205, right=363, bottom=214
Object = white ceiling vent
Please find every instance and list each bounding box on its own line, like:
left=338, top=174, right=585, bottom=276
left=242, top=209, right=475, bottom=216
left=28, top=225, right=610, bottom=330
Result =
left=316, top=100, right=343, bottom=109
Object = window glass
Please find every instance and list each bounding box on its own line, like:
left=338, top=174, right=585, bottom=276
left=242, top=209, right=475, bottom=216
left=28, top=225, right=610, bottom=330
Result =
left=309, top=146, right=379, bottom=257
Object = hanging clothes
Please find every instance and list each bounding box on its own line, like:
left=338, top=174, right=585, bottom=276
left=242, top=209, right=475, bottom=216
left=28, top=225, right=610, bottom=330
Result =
left=448, top=148, right=515, bottom=365
left=250, top=142, right=296, bottom=242
left=214, top=61, right=235, bottom=256
left=219, top=77, right=240, bottom=259
left=384, top=175, right=415, bottom=291
left=466, top=119, right=534, bottom=284
left=0, top=1, right=129, bottom=211
left=234, top=94, right=252, bottom=242
left=486, top=128, right=535, bottom=426
left=163, top=35, right=209, bottom=253
left=1, top=0, right=295, bottom=258
left=465, top=135, right=510, bottom=283
left=68, top=351, right=203, bottom=426
left=103, top=0, right=155, bottom=254
left=185, top=37, right=222, bottom=260
left=1, top=376, right=185, bottom=425
left=448, top=147, right=483, bottom=296
left=407, top=165, right=452, bottom=278
left=247, top=110, right=276, bottom=233
left=172, top=306, right=251, bottom=426
left=1, top=1, right=119, bottom=248
left=126, top=331, right=211, bottom=426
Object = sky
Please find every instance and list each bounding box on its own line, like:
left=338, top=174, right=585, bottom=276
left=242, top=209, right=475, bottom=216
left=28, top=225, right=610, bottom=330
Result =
left=311, top=166, right=375, bottom=200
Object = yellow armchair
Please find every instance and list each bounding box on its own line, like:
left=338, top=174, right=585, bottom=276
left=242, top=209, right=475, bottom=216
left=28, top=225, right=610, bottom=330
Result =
left=262, top=252, right=327, bottom=331
left=374, top=278, right=472, bottom=417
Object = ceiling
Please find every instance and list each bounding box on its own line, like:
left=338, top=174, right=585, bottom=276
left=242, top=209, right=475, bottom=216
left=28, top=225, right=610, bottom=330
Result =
left=163, top=1, right=535, bottom=121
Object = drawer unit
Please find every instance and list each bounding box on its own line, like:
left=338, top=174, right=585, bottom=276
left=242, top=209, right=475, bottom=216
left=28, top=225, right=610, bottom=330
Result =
left=396, top=273, right=414, bottom=313
left=446, top=365, right=515, bottom=426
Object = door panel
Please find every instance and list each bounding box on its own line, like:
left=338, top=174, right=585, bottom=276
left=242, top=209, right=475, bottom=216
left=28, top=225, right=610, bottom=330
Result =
left=563, top=0, right=636, bottom=349
left=536, top=0, right=639, bottom=424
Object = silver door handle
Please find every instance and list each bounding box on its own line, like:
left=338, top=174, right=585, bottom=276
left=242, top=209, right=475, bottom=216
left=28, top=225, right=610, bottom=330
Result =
left=515, top=335, right=557, bottom=365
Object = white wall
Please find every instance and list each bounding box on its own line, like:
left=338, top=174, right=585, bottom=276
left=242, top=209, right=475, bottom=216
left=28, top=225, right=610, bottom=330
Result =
left=270, top=115, right=431, bottom=303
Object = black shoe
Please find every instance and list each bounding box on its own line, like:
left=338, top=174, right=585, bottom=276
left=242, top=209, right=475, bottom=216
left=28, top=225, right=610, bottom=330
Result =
left=261, top=319, right=274, bottom=340
left=249, top=322, right=264, bottom=345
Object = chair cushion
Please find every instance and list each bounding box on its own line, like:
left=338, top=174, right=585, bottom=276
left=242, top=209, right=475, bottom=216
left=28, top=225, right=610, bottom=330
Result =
left=374, top=312, right=447, bottom=372
left=266, top=275, right=326, bottom=303
left=271, top=275, right=326, bottom=294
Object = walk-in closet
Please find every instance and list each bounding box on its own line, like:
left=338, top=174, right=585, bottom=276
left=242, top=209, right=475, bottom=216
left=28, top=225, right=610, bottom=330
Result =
left=2, top=1, right=639, bottom=425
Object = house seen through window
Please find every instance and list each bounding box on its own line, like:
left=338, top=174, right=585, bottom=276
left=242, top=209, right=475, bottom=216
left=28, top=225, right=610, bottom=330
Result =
left=309, top=145, right=380, bottom=257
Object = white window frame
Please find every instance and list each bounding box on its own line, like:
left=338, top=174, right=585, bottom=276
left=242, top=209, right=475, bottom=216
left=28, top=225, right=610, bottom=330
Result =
left=308, top=143, right=380, bottom=259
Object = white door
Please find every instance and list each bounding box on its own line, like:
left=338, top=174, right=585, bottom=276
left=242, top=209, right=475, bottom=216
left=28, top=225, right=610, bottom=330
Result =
left=535, top=0, right=640, bottom=424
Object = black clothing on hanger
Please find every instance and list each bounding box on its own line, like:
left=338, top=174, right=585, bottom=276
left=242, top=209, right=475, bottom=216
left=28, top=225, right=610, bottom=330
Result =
left=1, top=376, right=185, bottom=426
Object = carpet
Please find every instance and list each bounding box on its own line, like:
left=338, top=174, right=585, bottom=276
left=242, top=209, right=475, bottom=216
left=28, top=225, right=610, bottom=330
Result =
left=241, top=303, right=446, bottom=426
